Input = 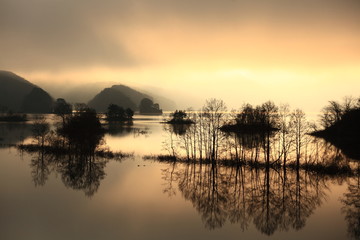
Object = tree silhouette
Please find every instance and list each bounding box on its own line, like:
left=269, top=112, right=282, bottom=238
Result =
left=58, top=108, right=105, bottom=155
left=32, top=115, right=50, bottom=148
left=106, top=104, right=133, bottom=121
left=54, top=98, right=72, bottom=123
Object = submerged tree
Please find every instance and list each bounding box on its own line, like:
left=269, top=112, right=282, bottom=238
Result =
left=202, top=98, right=227, bottom=163
left=58, top=108, right=105, bottom=155
left=278, top=104, right=293, bottom=167
left=54, top=98, right=72, bottom=123
left=168, top=110, right=193, bottom=124
left=32, top=115, right=50, bottom=148
left=292, top=109, right=308, bottom=165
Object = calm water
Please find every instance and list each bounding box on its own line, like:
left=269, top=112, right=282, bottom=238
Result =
left=0, top=115, right=358, bottom=240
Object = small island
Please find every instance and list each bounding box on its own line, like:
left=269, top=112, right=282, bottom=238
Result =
left=311, top=99, right=360, bottom=159
left=220, top=102, right=279, bottom=134
left=139, top=98, right=163, bottom=115
left=166, top=110, right=194, bottom=124
left=106, top=104, right=134, bottom=122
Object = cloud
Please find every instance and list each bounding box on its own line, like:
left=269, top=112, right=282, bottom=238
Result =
left=0, top=0, right=136, bottom=70
left=0, top=0, right=359, bottom=72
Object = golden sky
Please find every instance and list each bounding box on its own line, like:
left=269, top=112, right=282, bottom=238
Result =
left=1, top=0, right=359, bottom=112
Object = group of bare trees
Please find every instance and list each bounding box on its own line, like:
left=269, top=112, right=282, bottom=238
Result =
left=166, top=98, right=228, bottom=164
left=160, top=97, right=360, bottom=237
left=165, top=99, right=315, bottom=168
left=320, top=96, right=360, bottom=128
left=28, top=104, right=106, bottom=158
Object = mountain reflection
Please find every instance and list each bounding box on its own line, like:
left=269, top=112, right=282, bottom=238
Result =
left=0, top=123, right=32, bottom=147
left=161, top=163, right=348, bottom=235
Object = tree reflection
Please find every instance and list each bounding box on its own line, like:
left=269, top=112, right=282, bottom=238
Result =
left=161, top=163, right=330, bottom=234
left=106, top=122, right=134, bottom=136
left=161, top=162, right=178, bottom=198
left=30, top=151, right=51, bottom=187
left=20, top=108, right=133, bottom=197
left=59, top=155, right=107, bottom=197
left=341, top=164, right=360, bottom=239
left=27, top=151, right=116, bottom=197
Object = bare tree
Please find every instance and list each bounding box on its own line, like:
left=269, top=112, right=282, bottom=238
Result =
left=278, top=104, right=294, bottom=167
left=202, top=98, right=227, bottom=163
left=32, top=115, right=50, bottom=148
left=291, top=109, right=308, bottom=165
left=320, top=101, right=342, bottom=128
left=342, top=96, right=358, bottom=113
left=261, top=101, right=279, bottom=165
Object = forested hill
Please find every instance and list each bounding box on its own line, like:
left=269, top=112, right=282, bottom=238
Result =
left=88, top=84, right=167, bottom=112
left=0, top=71, right=54, bottom=113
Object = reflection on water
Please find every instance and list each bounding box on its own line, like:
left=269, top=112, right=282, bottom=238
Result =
left=0, top=123, right=32, bottom=146
left=341, top=164, right=360, bottom=239
left=0, top=114, right=359, bottom=239
left=161, top=163, right=337, bottom=234
left=29, top=151, right=111, bottom=197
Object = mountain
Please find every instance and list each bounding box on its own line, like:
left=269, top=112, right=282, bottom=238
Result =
left=88, top=84, right=165, bottom=113
left=111, top=85, right=152, bottom=105
left=88, top=86, right=138, bottom=112
left=60, top=82, right=115, bottom=104
left=22, top=87, right=54, bottom=113
left=0, top=71, right=54, bottom=113
left=139, top=88, right=176, bottom=111
left=0, top=71, right=35, bottom=112
left=41, top=81, right=176, bottom=111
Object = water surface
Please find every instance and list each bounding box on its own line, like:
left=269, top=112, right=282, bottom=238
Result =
left=0, top=115, right=358, bottom=240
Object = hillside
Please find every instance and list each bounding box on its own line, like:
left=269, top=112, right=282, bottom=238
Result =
left=42, top=82, right=176, bottom=110
left=88, top=84, right=164, bottom=113
left=0, top=71, right=54, bottom=113
left=22, top=87, right=54, bottom=113
left=0, top=71, right=35, bottom=112
left=111, top=85, right=152, bottom=105
left=88, top=86, right=138, bottom=112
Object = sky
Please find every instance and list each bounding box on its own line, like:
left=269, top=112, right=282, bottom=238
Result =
left=1, top=0, right=360, bottom=113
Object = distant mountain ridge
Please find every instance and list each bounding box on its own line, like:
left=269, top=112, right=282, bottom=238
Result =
left=41, top=82, right=176, bottom=111
left=88, top=84, right=154, bottom=112
left=0, top=71, right=176, bottom=114
left=111, top=85, right=152, bottom=105
left=0, top=71, right=54, bottom=113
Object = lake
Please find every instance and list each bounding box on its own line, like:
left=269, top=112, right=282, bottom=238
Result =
left=0, top=114, right=358, bottom=240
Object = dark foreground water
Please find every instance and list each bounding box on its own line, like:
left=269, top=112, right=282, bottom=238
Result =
left=0, top=115, right=358, bottom=240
